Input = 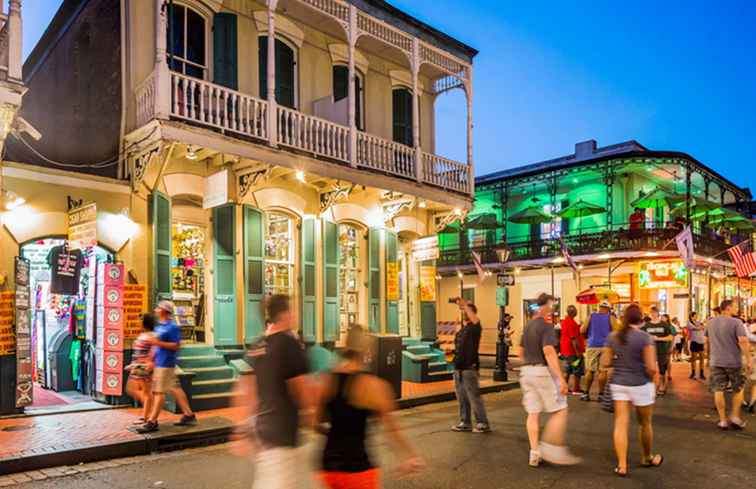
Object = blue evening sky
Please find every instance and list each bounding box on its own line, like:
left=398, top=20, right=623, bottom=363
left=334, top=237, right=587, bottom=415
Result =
left=23, top=1, right=756, bottom=193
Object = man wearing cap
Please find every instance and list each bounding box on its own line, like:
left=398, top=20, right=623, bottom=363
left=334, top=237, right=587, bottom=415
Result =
left=580, top=301, right=613, bottom=402
left=137, top=300, right=196, bottom=433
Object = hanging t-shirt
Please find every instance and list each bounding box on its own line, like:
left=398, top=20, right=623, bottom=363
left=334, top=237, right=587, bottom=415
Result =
left=47, top=246, right=83, bottom=295
left=69, top=339, right=82, bottom=382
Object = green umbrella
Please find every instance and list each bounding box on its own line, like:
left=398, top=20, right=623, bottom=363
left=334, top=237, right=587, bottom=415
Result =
left=670, top=196, right=721, bottom=216
left=708, top=212, right=754, bottom=230
left=630, top=188, right=682, bottom=209
left=507, top=206, right=553, bottom=225
left=465, top=213, right=499, bottom=230
left=691, top=207, right=739, bottom=221
left=556, top=199, right=606, bottom=219
left=722, top=220, right=756, bottom=231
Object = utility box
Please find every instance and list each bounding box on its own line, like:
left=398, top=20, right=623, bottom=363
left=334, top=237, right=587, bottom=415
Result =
left=365, top=334, right=402, bottom=399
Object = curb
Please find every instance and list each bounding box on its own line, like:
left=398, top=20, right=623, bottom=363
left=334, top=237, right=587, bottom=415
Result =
left=398, top=381, right=519, bottom=409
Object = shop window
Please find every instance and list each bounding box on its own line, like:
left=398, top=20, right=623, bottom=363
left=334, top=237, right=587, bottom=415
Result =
left=264, top=212, right=295, bottom=295
left=339, top=225, right=361, bottom=335
left=333, top=65, right=364, bottom=131
left=172, top=223, right=206, bottom=341
left=392, top=87, right=413, bottom=146
left=259, top=36, right=297, bottom=109
left=167, top=4, right=208, bottom=79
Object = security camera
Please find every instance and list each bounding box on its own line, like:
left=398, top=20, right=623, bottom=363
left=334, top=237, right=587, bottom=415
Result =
left=13, top=116, right=42, bottom=141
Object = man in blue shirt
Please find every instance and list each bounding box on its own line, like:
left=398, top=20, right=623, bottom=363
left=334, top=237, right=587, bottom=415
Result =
left=580, top=302, right=612, bottom=402
left=137, top=301, right=196, bottom=433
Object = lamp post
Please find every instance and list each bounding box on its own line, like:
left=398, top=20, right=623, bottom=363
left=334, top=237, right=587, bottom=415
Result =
left=494, top=245, right=511, bottom=382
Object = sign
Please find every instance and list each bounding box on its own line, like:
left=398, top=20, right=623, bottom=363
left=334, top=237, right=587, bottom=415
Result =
left=638, top=260, right=688, bottom=289
left=15, top=257, right=32, bottom=407
left=123, top=284, right=147, bottom=340
left=497, top=273, right=515, bottom=287
left=386, top=262, right=399, bottom=301
left=0, top=291, right=14, bottom=355
left=68, top=203, right=98, bottom=250
left=496, top=287, right=509, bottom=307
left=203, top=169, right=229, bottom=209
left=612, top=283, right=632, bottom=299
left=412, top=236, right=439, bottom=261
left=419, top=265, right=437, bottom=302
left=673, top=293, right=690, bottom=299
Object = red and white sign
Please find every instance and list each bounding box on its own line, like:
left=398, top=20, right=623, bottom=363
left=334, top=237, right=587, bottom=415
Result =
left=96, top=369, right=123, bottom=396
left=98, top=263, right=125, bottom=286
left=97, top=285, right=124, bottom=308
left=97, top=307, right=123, bottom=329
left=96, top=348, right=124, bottom=373
left=97, top=327, right=124, bottom=351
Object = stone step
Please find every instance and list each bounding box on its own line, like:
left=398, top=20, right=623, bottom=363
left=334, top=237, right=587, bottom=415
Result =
left=191, top=378, right=239, bottom=396
left=427, top=370, right=454, bottom=382
left=190, top=391, right=241, bottom=411
left=185, top=366, right=236, bottom=381
left=428, top=361, right=450, bottom=373
left=177, top=355, right=227, bottom=369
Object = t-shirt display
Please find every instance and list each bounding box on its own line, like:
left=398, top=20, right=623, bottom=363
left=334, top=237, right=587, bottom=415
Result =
left=705, top=316, right=746, bottom=368
left=641, top=320, right=675, bottom=356
left=521, top=317, right=557, bottom=365
left=47, top=246, right=83, bottom=295
left=607, top=328, right=655, bottom=386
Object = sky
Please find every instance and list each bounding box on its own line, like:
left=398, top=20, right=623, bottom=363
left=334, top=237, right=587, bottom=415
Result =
left=23, top=1, right=756, bottom=192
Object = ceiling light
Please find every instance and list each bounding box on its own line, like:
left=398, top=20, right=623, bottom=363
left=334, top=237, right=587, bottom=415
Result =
left=707, top=258, right=713, bottom=263
left=418, top=200, right=427, bottom=209
left=552, top=257, right=565, bottom=264
left=514, top=267, right=521, bottom=274
left=578, top=264, right=584, bottom=270
left=644, top=252, right=659, bottom=257
left=3, top=191, right=25, bottom=210
left=186, top=146, right=198, bottom=160
left=296, top=170, right=306, bottom=182
left=598, top=253, right=611, bottom=259
left=453, top=208, right=462, bottom=216
left=457, top=271, right=463, bottom=278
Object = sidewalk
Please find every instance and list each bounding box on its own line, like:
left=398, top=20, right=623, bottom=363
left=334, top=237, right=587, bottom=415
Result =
left=0, top=371, right=518, bottom=475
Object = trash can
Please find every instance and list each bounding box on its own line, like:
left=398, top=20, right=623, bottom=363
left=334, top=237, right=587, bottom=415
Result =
left=365, top=334, right=402, bottom=399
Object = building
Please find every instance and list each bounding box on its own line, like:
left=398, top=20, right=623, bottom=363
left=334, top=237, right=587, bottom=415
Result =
left=438, top=140, right=754, bottom=354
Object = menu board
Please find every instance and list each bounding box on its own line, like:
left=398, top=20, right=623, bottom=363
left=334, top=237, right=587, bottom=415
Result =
left=123, top=284, right=147, bottom=341
left=68, top=203, right=97, bottom=250
left=15, top=257, right=32, bottom=408
left=386, top=262, right=399, bottom=302
left=419, top=265, right=437, bottom=302
left=0, top=291, right=15, bottom=355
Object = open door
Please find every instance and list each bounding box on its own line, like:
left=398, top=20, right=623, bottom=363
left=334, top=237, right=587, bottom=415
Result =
left=150, top=191, right=172, bottom=306
left=243, top=205, right=264, bottom=344
left=213, top=204, right=237, bottom=346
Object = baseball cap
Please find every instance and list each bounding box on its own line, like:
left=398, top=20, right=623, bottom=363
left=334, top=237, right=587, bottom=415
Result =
left=536, top=293, right=555, bottom=306
left=599, top=301, right=611, bottom=309
left=156, top=300, right=175, bottom=315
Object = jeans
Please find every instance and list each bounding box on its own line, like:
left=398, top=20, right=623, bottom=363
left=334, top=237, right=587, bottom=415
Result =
left=454, top=369, right=489, bottom=427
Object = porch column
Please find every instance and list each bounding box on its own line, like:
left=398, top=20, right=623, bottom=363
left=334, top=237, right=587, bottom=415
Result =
left=7, top=0, right=21, bottom=82
left=154, top=0, right=171, bottom=119
left=412, top=38, right=423, bottom=183
left=465, top=66, right=474, bottom=196
left=347, top=5, right=358, bottom=167
left=266, top=0, right=278, bottom=148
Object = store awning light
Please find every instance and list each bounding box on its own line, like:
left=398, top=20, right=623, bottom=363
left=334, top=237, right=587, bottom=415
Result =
left=186, top=145, right=198, bottom=160
left=552, top=257, right=565, bottom=264
left=644, top=252, right=659, bottom=257
left=3, top=191, right=25, bottom=211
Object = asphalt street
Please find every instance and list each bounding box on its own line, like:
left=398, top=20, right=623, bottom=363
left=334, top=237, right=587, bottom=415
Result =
left=14, top=363, right=756, bottom=489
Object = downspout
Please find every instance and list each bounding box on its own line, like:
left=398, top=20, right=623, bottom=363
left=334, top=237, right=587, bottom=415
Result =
left=118, top=0, right=129, bottom=181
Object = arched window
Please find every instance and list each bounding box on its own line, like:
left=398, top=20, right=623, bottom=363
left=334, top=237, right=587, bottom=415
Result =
left=167, top=3, right=208, bottom=79
left=392, top=87, right=413, bottom=146
left=333, top=65, right=365, bottom=131
left=259, top=36, right=297, bottom=109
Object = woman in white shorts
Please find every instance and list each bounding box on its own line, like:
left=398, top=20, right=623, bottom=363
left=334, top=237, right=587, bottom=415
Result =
left=602, top=304, right=663, bottom=477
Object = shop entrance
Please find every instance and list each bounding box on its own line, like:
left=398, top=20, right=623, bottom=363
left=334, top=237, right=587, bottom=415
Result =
left=171, top=222, right=206, bottom=342
left=338, top=224, right=361, bottom=345
left=21, top=238, right=113, bottom=413
left=398, top=239, right=420, bottom=338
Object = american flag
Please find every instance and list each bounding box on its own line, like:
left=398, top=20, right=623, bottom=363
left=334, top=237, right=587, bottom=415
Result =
left=727, top=240, right=756, bottom=278
left=559, top=237, right=578, bottom=272
left=471, top=250, right=487, bottom=282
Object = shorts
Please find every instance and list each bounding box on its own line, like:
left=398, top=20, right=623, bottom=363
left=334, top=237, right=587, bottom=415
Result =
left=675, top=342, right=684, bottom=353
left=690, top=342, right=704, bottom=353
left=584, top=347, right=607, bottom=373
left=563, top=355, right=584, bottom=376
left=152, top=367, right=178, bottom=394
left=520, top=365, right=567, bottom=414
left=709, top=366, right=745, bottom=393
left=610, top=382, right=656, bottom=407
left=320, top=469, right=380, bottom=489
left=656, top=353, right=670, bottom=376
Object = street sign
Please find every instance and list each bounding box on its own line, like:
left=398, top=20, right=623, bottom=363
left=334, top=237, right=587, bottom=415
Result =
left=497, top=273, right=515, bottom=287
left=496, top=287, right=509, bottom=306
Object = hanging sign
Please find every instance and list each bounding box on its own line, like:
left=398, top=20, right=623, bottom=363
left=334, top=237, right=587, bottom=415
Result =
left=497, top=273, right=515, bottom=287
left=419, top=265, right=437, bottom=302
left=412, top=236, right=439, bottom=261
left=0, top=291, right=14, bottom=355
left=123, top=284, right=147, bottom=341
left=386, top=262, right=399, bottom=301
left=15, top=257, right=32, bottom=407
left=638, top=260, right=688, bottom=289
left=68, top=203, right=98, bottom=250
left=203, top=170, right=229, bottom=209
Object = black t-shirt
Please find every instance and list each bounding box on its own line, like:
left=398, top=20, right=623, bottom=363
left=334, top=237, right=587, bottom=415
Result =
left=247, top=331, right=309, bottom=448
left=47, top=246, right=83, bottom=295
left=454, top=321, right=482, bottom=370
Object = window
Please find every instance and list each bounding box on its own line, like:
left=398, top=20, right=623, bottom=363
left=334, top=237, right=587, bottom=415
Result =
left=333, top=66, right=364, bottom=131
left=167, top=4, right=207, bottom=79
left=264, top=212, right=295, bottom=295
left=392, top=88, right=413, bottom=146
left=338, top=224, right=361, bottom=341
left=259, top=36, right=297, bottom=109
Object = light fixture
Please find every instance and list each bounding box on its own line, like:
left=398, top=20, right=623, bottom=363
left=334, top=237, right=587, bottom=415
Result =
left=514, top=267, right=521, bottom=274
left=552, top=257, right=565, bottom=264
left=572, top=178, right=578, bottom=184
left=578, top=264, right=584, bottom=270
left=598, top=253, right=612, bottom=259
left=186, top=145, right=198, bottom=160
left=418, top=200, right=427, bottom=209
left=296, top=170, right=306, bottom=182
left=3, top=191, right=25, bottom=210
left=644, top=252, right=659, bottom=257
left=453, top=208, right=462, bottom=216
left=707, top=257, right=713, bottom=263
left=457, top=270, right=463, bottom=279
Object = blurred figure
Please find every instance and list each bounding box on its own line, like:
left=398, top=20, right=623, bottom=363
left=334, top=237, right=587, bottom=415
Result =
left=672, top=318, right=685, bottom=362
left=745, top=319, right=756, bottom=413
left=687, top=312, right=706, bottom=380
left=317, top=325, right=423, bottom=489
left=642, top=307, right=674, bottom=396
left=603, top=304, right=662, bottom=477
left=580, top=302, right=613, bottom=402
left=520, top=293, right=580, bottom=467
left=559, top=305, right=585, bottom=395
left=233, top=294, right=314, bottom=489
left=126, top=313, right=156, bottom=424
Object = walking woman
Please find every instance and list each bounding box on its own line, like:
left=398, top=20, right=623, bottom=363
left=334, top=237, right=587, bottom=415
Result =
left=687, top=311, right=706, bottom=380
left=602, top=304, right=663, bottom=477
left=125, top=313, right=157, bottom=424
left=316, top=326, right=423, bottom=489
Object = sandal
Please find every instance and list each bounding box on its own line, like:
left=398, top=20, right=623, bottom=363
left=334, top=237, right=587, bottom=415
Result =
left=729, top=418, right=747, bottom=430
left=717, top=421, right=729, bottom=431
left=614, top=467, right=628, bottom=477
left=641, top=454, right=664, bottom=468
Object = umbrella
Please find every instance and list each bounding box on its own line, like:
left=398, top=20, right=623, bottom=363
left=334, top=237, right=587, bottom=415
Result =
left=709, top=214, right=755, bottom=231
left=557, top=200, right=606, bottom=219
left=690, top=207, right=739, bottom=221
left=670, top=196, right=721, bottom=216
left=465, top=213, right=499, bottom=230
left=507, top=206, right=553, bottom=225
left=630, top=188, right=682, bottom=209
left=576, top=287, right=620, bottom=305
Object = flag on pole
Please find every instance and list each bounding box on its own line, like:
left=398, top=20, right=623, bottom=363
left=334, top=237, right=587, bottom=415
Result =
left=471, top=250, right=487, bottom=282
left=559, top=237, right=578, bottom=272
left=675, top=226, right=695, bottom=268
left=727, top=240, right=756, bottom=278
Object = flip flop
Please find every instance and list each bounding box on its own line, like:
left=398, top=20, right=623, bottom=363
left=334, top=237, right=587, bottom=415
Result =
left=641, top=454, right=664, bottom=468
left=729, top=418, right=747, bottom=430
left=717, top=422, right=729, bottom=431
left=614, top=467, right=628, bottom=477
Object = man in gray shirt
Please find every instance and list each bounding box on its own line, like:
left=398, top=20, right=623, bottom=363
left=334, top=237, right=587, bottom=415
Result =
left=705, top=299, right=752, bottom=430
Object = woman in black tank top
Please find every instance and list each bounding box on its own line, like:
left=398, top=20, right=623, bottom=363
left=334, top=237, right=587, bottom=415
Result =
left=317, top=326, right=423, bottom=489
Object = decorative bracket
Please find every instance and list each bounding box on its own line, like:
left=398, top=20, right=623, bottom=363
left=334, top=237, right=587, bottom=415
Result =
left=435, top=209, right=468, bottom=232
left=130, top=143, right=162, bottom=191
left=382, top=199, right=415, bottom=226
left=238, top=166, right=273, bottom=199
left=320, top=182, right=355, bottom=214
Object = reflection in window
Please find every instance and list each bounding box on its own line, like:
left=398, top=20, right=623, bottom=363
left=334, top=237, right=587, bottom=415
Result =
left=167, top=4, right=207, bottom=79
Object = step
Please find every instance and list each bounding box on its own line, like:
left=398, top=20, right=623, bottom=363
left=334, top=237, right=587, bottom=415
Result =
left=191, top=378, right=239, bottom=396
left=179, top=344, right=217, bottom=356
left=217, top=349, right=247, bottom=362
left=185, top=366, right=236, bottom=381
left=403, top=352, right=436, bottom=362
left=406, top=345, right=431, bottom=354
left=426, top=370, right=454, bottom=382
left=428, top=361, right=449, bottom=373
left=190, top=391, right=241, bottom=411
left=177, top=355, right=227, bottom=368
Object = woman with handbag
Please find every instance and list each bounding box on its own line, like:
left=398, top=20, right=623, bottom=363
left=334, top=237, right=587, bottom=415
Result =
left=125, top=313, right=157, bottom=424
left=602, top=304, right=663, bottom=477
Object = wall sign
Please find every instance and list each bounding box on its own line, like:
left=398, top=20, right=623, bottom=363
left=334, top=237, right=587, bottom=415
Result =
left=412, top=236, right=439, bottom=261
left=203, top=170, right=229, bottom=209
left=638, top=260, right=688, bottom=289
left=123, top=284, right=147, bottom=341
left=419, top=265, right=437, bottom=302
left=15, top=257, right=33, bottom=408
left=68, top=203, right=98, bottom=250
left=0, top=291, right=15, bottom=355
left=386, top=262, right=399, bottom=301
left=497, top=273, right=515, bottom=287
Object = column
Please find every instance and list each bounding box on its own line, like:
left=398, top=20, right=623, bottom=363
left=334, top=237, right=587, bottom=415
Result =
left=266, top=0, right=278, bottom=148
left=347, top=5, right=358, bottom=167
left=465, top=66, right=474, bottom=195
left=412, top=38, right=423, bottom=182
left=7, top=0, right=22, bottom=82
left=154, top=0, right=171, bottom=119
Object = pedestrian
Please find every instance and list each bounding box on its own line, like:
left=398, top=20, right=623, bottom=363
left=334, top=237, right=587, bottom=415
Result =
left=687, top=311, right=706, bottom=379
left=603, top=304, right=663, bottom=477
left=743, top=319, right=756, bottom=413
left=520, top=293, right=581, bottom=467
left=233, top=294, right=315, bottom=489
left=672, top=318, right=684, bottom=362
left=125, top=313, right=157, bottom=425
left=559, top=305, right=585, bottom=395
left=580, top=301, right=613, bottom=402
left=136, top=301, right=197, bottom=433
left=450, top=298, right=491, bottom=433
left=705, top=300, right=752, bottom=430
left=317, top=325, right=424, bottom=489
left=642, top=307, right=675, bottom=396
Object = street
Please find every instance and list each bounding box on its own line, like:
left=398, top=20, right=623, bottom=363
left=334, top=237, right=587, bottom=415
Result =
left=10, top=365, right=755, bottom=489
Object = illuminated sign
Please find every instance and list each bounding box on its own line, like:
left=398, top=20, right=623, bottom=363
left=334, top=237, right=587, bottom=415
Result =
left=612, top=283, right=631, bottom=298
left=412, top=236, right=439, bottom=261
left=638, top=260, right=688, bottom=289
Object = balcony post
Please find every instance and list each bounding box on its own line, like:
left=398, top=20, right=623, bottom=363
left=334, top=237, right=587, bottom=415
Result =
left=465, top=66, right=474, bottom=196
left=412, top=38, right=423, bottom=183
left=266, top=0, right=278, bottom=148
left=347, top=5, right=358, bottom=167
left=7, top=0, right=22, bottom=82
left=154, top=0, right=171, bottom=120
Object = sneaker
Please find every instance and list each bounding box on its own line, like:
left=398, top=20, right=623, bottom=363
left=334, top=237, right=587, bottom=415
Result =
left=689, top=372, right=696, bottom=379
left=580, top=393, right=591, bottom=402
left=699, top=372, right=706, bottom=380
left=451, top=423, right=472, bottom=432
left=473, top=423, right=492, bottom=433
left=539, top=442, right=582, bottom=466
left=529, top=450, right=542, bottom=467
left=135, top=421, right=159, bottom=434
left=174, top=414, right=198, bottom=426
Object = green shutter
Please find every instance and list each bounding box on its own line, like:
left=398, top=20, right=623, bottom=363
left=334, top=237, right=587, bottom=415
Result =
left=258, top=37, right=296, bottom=108
left=385, top=230, right=399, bottom=334
left=323, top=220, right=339, bottom=342
left=243, top=205, right=264, bottom=344
left=368, top=228, right=381, bottom=333
left=301, top=217, right=316, bottom=343
left=392, top=88, right=413, bottom=146
left=213, top=13, right=238, bottom=90
left=213, top=204, right=237, bottom=346
left=150, top=191, right=172, bottom=306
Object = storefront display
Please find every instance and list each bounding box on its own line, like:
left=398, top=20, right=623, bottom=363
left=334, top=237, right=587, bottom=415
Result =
left=339, top=225, right=360, bottom=338
left=171, top=224, right=205, bottom=341
left=264, top=212, right=295, bottom=295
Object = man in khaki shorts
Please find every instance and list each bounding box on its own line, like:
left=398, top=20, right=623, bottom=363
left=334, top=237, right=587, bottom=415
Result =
left=520, top=293, right=581, bottom=467
left=580, top=302, right=612, bottom=402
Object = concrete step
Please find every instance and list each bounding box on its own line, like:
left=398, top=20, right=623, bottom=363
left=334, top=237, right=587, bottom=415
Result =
left=428, top=361, right=450, bottom=373
left=179, top=344, right=217, bottom=356
left=406, top=345, right=431, bottom=354
left=177, top=355, right=227, bottom=369
left=426, top=370, right=454, bottom=382
left=186, top=366, right=236, bottom=381
left=191, top=378, right=239, bottom=396
left=190, top=392, right=241, bottom=411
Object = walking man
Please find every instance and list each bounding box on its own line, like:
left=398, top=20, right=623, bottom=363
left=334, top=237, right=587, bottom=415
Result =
left=642, top=307, right=675, bottom=396
left=136, top=301, right=196, bottom=433
left=451, top=298, right=491, bottom=433
left=581, top=301, right=613, bottom=401
left=560, top=305, right=585, bottom=395
left=520, top=293, right=581, bottom=467
left=705, top=300, right=751, bottom=430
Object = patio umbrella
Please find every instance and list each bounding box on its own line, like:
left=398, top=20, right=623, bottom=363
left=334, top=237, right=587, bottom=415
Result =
left=690, top=207, right=739, bottom=221
left=465, top=213, right=499, bottom=230
left=630, top=188, right=681, bottom=209
left=556, top=199, right=606, bottom=219
left=576, top=287, right=620, bottom=305
left=670, top=196, right=721, bottom=216
left=507, top=206, right=553, bottom=225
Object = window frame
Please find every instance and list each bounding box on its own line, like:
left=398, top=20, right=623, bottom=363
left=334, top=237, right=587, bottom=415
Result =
left=332, top=64, right=366, bottom=131
left=258, top=34, right=300, bottom=109
left=166, top=2, right=212, bottom=80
